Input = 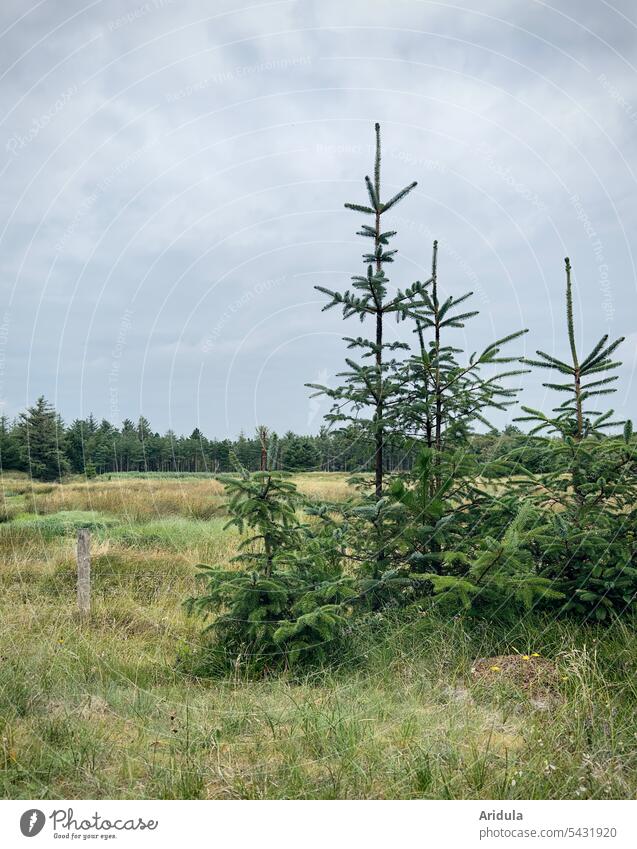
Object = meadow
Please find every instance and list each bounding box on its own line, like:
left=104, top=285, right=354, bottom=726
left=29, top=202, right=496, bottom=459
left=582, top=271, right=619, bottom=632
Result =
left=1, top=471, right=636, bottom=800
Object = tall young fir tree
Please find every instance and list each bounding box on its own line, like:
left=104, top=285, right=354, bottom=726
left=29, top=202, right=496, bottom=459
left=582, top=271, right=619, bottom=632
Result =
left=310, top=125, right=530, bottom=587
left=309, top=123, right=430, bottom=502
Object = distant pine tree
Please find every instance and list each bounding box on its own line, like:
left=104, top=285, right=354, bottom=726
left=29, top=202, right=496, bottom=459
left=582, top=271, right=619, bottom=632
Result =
left=17, top=396, right=69, bottom=481
left=0, top=415, right=20, bottom=471
left=281, top=436, right=320, bottom=471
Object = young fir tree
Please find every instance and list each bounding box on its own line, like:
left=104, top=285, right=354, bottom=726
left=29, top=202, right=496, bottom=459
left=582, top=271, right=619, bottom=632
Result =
left=518, top=258, right=625, bottom=440
left=409, top=500, right=562, bottom=616
left=399, top=239, right=529, bottom=486
left=516, top=258, right=637, bottom=620
left=354, top=235, right=527, bottom=597
left=308, top=126, right=532, bottom=602
left=186, top=435, right=352, bottom=671
left=187, top=436, right=300, bottom=669
left=308, top=124, right=434, bottom=574
left=309, top=123, right=430, bottom=501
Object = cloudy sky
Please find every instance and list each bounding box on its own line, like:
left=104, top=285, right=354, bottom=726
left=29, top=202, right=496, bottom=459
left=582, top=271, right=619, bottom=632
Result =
left=1, top=0, right=635, bottom=437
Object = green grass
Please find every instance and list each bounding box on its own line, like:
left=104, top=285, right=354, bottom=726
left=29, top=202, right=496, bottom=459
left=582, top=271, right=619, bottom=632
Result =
left=0, top=472, right=636, bottom=799
left=11, top=510, right=119, bottom=535
left=110, top=517, right=235, bottom=555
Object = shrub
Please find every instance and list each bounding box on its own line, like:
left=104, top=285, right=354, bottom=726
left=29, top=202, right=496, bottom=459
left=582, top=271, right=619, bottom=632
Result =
left=186, top=449, right=353, bottom=673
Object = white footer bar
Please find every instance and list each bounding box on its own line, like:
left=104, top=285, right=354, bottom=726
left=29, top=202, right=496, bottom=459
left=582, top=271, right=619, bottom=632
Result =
left=1, top=799, right=635, bottom=849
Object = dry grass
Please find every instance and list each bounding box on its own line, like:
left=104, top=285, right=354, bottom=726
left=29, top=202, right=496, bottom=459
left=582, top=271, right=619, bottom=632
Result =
left=471, top=654, right=562, bottom=710
left=29, top=477, right=226, bottom=521
left=291, top=471, right=355, bottom=502
left=17, top=472, right=354, bottom=522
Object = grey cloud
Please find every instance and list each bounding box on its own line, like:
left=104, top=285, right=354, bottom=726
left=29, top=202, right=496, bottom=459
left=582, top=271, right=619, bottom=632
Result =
left=0, top=0, right=635, bottom=436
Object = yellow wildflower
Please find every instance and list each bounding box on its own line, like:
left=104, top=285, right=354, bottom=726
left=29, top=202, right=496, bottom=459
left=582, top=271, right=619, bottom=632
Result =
left=489, top=665, right=501, bottom=672
left=521, top=655, right=530, bottom=661
left=531, top=652, right=540, bottom=657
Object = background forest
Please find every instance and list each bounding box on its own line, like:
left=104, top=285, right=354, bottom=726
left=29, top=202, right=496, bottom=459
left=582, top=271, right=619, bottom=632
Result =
left=0, top=399, right=539, bottom=479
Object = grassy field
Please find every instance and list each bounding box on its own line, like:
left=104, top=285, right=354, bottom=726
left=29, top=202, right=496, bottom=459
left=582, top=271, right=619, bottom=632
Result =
left=1, top=471, right=636, bottom=799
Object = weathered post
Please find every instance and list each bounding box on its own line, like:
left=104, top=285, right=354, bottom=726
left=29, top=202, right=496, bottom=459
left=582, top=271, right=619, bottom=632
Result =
left=77, top=528, right=91, bottom=620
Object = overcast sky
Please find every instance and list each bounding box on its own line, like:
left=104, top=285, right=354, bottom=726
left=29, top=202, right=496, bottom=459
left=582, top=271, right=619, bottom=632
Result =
left=1, top=0, right=635, bottom=437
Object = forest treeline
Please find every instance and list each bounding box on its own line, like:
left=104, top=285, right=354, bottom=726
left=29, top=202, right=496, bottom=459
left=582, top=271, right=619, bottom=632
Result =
left=0, top=397, right=537, bottom=479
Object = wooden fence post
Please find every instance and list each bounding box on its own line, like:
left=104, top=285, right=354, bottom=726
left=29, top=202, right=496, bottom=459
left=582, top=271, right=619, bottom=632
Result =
left=77, top=528, right=91, bottom=620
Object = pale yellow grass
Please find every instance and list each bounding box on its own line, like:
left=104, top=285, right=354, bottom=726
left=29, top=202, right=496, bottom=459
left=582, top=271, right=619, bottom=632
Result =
left=29, top=477, right=226, bottom=520
left=12, top=472, right=353, bottom=522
